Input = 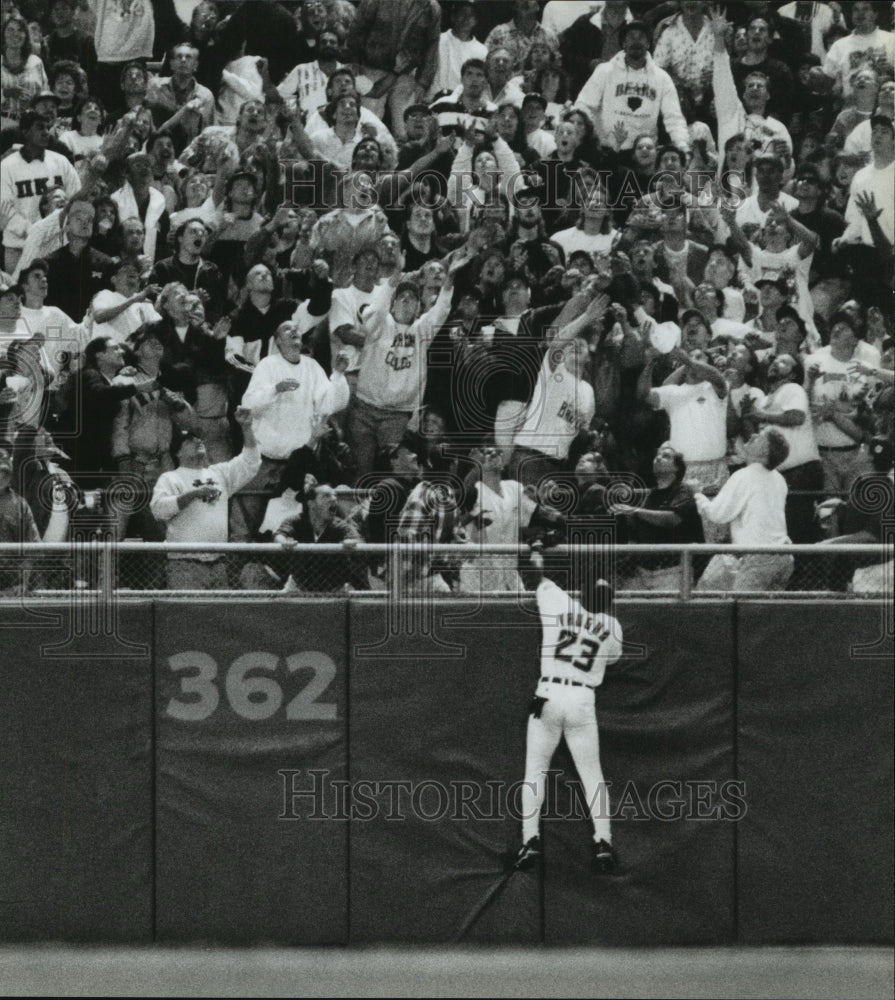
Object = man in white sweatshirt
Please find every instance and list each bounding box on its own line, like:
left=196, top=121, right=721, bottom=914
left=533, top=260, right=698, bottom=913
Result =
left=574, top=20, right=690, bottom=155
left=695, top=426, right=794, bottom=592
left=233, top=321, right=351, bottom=540
left=150, top=406, right=261, bottom=590
left=347, top=249, right=457, bottom=484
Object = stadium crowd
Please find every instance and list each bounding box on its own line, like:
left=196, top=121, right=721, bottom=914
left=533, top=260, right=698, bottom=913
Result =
left=0, top=0, right=892, bottom=595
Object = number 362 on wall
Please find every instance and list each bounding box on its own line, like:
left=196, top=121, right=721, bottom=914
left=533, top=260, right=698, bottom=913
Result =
left=165, top=651, right=338, bottom=722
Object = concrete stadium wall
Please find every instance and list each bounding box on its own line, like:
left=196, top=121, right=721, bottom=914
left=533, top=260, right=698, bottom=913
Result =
left=0, top=600, right=891, bottom=945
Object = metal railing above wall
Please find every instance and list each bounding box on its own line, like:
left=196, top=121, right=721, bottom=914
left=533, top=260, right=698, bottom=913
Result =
left=0, top=542, right=891, bottom=601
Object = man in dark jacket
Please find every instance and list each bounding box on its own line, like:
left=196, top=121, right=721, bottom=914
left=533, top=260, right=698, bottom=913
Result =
left=275, top=480, right=369, bottom=591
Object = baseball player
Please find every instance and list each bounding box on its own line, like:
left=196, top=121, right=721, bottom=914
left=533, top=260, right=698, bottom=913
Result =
left=512, top=544, right=623, bottom=874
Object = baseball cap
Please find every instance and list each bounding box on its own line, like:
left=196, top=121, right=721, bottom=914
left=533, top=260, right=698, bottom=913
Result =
left=754, top=276, right=789, bottom=295
left=775, top=304, right=807, bottom=332
left=522, top=92, right=547, bottom=110
left=794, top=162, right=823, bottom=183
left=403, top=103, right=433, bottom=120
left=679, top=308, right=709, bottom=328
left=513, top=181, right=546, bottom=205
left=30, top=90, right=61, bottom=109
left=619, top=20, right=651, bottom=45
left=394, top=279, right=421, bottom=300
left=568, top=249, right=594, bottom=267
left=754, top=152, right=785, bottom=171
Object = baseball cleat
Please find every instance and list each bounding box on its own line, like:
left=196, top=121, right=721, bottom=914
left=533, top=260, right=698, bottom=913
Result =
left=592, top=839, right=617, bottom=874
left=511, top=836, right=542, bottom=872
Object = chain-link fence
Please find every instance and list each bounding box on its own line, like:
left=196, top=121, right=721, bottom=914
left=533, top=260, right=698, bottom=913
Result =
left=1, top=541, right=891, bottom=600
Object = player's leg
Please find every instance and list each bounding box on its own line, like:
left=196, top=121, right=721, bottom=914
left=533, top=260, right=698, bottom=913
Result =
left=520, top=699, right=564, bottom=844
left=565, top=698, right=617, bottom=872
left=564, top=700, right=611, bottom=844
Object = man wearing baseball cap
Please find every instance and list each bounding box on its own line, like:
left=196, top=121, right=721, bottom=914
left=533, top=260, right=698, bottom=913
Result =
left=575, top=20, right=691, bottom=155
left=733, top=151, right=799, bottom=239
left=0, top=110, right=81, bottom=273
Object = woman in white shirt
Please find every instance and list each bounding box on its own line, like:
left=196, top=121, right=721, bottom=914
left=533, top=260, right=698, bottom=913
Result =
left=0, top=15, right=48, bottom=128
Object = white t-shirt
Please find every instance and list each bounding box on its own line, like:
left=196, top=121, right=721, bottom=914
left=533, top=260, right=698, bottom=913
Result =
left=807, top=343, right=882, bottom=448
left=328, top=283, right=377, bottom=373
left=19, top=304, right=87, bottom=370
left=513, top=354, right=596, bottom=459
left=93, top=0, right=155, bottom=63
left=551, top=227, right=618, bottom=261
left=458, top=478, right=536, bottom=593
left=735, top=192, right=800, bottom=235
left=536, top=577, right=623, bottom=689
left=844, top=161, right=895, bottom=247
left=652, top=381, right=727, bottom=462
left=696, top=462, right=790, bottom=546
left=759, top=381, right=820, bottom=470
left=746, top=244, right=814, bottom=327
left=823, top=29, right=895, bottom=100
left=86, top=290, right=161, bottom=344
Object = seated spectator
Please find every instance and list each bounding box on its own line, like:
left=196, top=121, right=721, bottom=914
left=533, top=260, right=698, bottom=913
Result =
left=274, top=480, right=369, bottom=592
left=695, top=427, right=794, bottom=592
left=150, top=407, right=260, bottom=590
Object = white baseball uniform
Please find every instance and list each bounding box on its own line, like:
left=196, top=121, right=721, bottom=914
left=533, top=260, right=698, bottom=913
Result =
left=520, top=577, right=623, bottom=845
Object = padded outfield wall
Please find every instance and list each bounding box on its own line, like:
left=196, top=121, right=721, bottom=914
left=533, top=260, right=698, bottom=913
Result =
left=0, top=599, right=891, bottom=945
